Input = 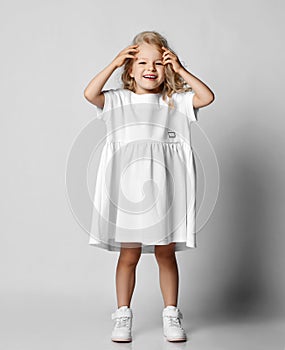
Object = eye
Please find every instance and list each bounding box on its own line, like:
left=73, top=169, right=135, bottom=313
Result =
left=139, top=62, right=146, bottom=64
left=156, top=62, right=163, bottom=65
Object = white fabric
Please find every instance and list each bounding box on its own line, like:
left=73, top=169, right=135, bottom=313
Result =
left=89, top=88, right=199, bottom=253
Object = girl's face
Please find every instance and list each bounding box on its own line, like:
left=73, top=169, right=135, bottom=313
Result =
left=129, top=43, right=165, bottom=94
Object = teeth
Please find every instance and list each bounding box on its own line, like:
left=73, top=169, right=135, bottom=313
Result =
left=144, top=75, right=157, bottom=79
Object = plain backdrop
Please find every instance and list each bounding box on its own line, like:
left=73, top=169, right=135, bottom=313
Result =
left=1, top=0, right=285, bottom=348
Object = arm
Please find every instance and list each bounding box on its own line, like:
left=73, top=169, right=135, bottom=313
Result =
left=83, top=45, right=139, bottom=109
left=177, top=66, right=215, bottom=108
left=161, top=47, right=215, bottom=109
left=83, top=62, right=117, bottom=109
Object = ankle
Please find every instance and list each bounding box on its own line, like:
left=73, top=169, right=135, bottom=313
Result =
left=164, top=304, right=177, bottom=308
left=118, top=305, right=130, bottom=309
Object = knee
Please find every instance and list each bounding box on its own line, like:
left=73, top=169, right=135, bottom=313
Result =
left=119, top=248, right=141, bottom=268
left=154, top=243, right=176, bottom=264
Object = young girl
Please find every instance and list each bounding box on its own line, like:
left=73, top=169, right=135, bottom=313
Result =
left=84, top=31, right=214, bottom=343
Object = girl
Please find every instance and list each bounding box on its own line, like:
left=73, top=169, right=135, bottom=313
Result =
left=84, top=31, right=214, bottom=343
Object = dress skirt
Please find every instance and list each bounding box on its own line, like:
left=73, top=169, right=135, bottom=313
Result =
left=88, top=140, right=197, bottom=254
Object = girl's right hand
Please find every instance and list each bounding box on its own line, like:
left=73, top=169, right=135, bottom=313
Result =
left=112, top=45, right=139, bottom=68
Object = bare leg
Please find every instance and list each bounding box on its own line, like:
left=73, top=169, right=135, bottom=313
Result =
left=154, top=243, right=178, bottom=307
left=115, top=243, right=142, bottom=308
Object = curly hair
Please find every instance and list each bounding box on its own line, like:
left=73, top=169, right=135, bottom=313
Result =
left=121, top=30, right=192, bottom=109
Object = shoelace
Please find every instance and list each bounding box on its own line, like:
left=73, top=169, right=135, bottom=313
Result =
left=165, top=316, right=182, bottom=328
left=114, top=316, right=131, bottom=328
left=164, top=310, right=184, bottom=329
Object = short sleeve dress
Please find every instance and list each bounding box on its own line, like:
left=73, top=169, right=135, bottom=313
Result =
left=89, top=88, right=199, bottom=253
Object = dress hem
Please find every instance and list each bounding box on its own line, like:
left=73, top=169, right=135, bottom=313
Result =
left=88, top=239, right=197, bottom=253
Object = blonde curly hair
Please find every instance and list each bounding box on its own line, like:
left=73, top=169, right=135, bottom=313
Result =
left=121, top=30, right=192, bottom=109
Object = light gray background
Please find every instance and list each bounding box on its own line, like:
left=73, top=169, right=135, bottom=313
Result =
left=1, top=0, right=284, bottom=349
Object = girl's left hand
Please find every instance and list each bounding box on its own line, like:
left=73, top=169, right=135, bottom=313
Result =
left=162, top=46, right=184, bottom=73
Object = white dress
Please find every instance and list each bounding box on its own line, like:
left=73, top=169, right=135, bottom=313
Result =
left=89, top=88, right=199, bottom=253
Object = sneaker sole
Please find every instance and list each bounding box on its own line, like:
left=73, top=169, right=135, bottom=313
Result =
left=111, top=337, right=132, bottom=343
left=164, top=335, right=187, bottom=342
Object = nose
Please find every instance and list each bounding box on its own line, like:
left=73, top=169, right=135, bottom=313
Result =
left=147, top=63, right=156, bottom=71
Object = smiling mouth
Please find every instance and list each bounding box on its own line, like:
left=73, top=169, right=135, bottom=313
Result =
left=143, top=75, right=158, bottom=80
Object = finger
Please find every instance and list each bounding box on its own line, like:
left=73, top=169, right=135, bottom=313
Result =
left=163, top=56, right=172, bottom=62
left=126, top=48, right=139, bottom=54
left=124, top=45, right=139, bottom=53
left=126, top=54, right=137, bottom=59
left=163, top=52, right=172, bottom=58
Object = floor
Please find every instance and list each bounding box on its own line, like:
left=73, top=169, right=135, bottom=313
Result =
left=1, top=293, right=285, bottom=350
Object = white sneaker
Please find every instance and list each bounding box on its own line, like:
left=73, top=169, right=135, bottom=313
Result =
left=162, top=306, right=187, bottom=342
left=111, top=306, right=133, bottom=342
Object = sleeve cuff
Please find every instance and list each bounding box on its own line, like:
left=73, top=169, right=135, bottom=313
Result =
left=186, top=91, right=199, bottom=122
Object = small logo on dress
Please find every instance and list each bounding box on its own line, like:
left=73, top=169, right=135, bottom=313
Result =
left=168, top=131, right=176, bottom=138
